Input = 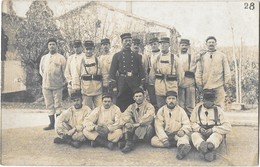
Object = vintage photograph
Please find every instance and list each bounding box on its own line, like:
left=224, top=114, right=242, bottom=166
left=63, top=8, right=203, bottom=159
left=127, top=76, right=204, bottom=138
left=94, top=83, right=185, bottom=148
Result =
left=1, top=0, right=259, bottom=166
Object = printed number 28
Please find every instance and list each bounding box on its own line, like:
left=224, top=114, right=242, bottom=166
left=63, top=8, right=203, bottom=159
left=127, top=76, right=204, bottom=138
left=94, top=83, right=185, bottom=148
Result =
left=244, top=2, right=255, bottom=10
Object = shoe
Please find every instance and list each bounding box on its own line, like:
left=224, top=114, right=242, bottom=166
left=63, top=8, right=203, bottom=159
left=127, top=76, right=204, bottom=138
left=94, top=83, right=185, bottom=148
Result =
left=176, top=144, right=191, bottom=160
left=121, top=142, right=133, bottom=153
left=70, top=141, right=81, bottom=148
left=53, top=137, right=66, bottom=144
left=106, top=142, right=114, bottom=150
left=198, top=141, right=208, bottom=154
left=207, top=142, right=215, bottom=151
left=204, top=151, right=216, bottom=162
left=118, top=141, right=126, bottom=149
left=43, top=115, right=55, bottom=130
left=91, top=140, right=98, bottom=147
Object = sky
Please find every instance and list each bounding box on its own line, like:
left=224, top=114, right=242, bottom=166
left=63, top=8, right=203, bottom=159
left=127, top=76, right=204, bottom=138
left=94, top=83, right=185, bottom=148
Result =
left=2, top=0, right=259, bottom=47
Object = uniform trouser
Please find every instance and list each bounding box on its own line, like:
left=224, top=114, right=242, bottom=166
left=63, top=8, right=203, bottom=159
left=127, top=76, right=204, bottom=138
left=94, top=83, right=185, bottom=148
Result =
left=124, top=125, right=154, bottom=141
left=83, top=129, right=123, bottom=142
left=178, top=86, right=195, bottom=117
left=42, top=88, right=62, bottom=115
left=191, top=132, right=223, bottom=150
left=147, top=84, right=158, bottom=112
left=57, top=125, right=86, bottom=142
left=82, top=94, right=102, bottom=110
left=151, top=134, right=190, bottom=147
left=156, top=95, right=167, bottom=109
left=213, top=86, right=225, bottom=109
left=117, top=76, right=139, bottom=112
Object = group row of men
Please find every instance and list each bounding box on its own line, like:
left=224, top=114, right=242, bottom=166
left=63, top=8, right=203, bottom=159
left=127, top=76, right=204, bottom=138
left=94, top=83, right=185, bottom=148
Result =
left=39, top=33, right=232, bottom=161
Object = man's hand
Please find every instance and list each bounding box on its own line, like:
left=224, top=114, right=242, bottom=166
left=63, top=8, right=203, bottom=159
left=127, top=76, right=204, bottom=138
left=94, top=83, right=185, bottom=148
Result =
left=76, top=125, right=83, bottom=132
left=177, top=130, right=185, bottom=137
left=96, top=125, right=109, bottom=138
left=125, top=123, right=134, bottom=129
left=109, top=80, right=116, bottom=89
left=205, top=128, right=213, bottom=137
left=67, top=128, right=76, bottom=136
left=162, top=139, right=170, bottom=147
left=200, top=127, right=208, bottom=136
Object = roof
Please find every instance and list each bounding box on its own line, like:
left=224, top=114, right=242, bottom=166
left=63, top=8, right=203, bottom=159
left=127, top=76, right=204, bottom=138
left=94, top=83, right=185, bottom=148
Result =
left=56, top=1, right=179, bottom=35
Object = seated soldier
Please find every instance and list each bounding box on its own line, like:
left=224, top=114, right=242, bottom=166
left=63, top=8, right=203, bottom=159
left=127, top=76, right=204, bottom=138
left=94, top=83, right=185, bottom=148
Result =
left=151, top=91, right=192, bottom=160
left=54, top=90, right=92, bottom=148
left=83, top=93, right=122, bottom=150
left=190, top=89, right=232, bottom=162
left=120, top=88, right=155, bottom=153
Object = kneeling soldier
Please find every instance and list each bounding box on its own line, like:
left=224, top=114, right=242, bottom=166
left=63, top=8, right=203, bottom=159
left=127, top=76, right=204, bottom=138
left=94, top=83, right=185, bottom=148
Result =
left=151, top=91, right=191, bottom=160
left=190, top=89, right=232, bottom=162
left=83, top=93, right=123, bottom=150
left=120, top=88, right=155, bottom=153
left=54, top=90, right=92, bottom=148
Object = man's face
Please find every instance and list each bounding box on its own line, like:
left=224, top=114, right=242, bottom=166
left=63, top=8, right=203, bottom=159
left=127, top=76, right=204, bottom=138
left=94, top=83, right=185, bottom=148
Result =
left=73, top=97, right=83, bottom=109
left=166, top=96, right=177, bottom=109
left=150, top=42, right=160, bottom=51
left=103, top=97, right=112, bottom=109
left=206, top=39, right=217, bottom=51
left=48, top=42, right=57, bottom=53
left=180, top=43, right=189, bottom=53
left=101, top=43, right=110, bottom=53
left=160, top=42, right=170, bottom=53
left=85, top=47, right=94, bottom=57
left=133, top=92, right=144, bottom=105
left=122, top=38, right=132, bottom=50
left=74, top=46, right=83, bottom=54
left=203, top=99, right=215, bottom=109
left=131, top=43, right=140, bottom=53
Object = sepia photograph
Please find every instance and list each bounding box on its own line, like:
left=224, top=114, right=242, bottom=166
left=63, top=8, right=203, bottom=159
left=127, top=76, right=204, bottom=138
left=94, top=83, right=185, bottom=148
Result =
left=1, top=0, right=259, bottom=166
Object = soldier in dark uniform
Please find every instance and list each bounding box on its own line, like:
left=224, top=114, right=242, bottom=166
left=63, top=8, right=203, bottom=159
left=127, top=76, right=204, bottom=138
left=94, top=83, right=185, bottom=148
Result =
left=109, top=33, right=145, bottom=112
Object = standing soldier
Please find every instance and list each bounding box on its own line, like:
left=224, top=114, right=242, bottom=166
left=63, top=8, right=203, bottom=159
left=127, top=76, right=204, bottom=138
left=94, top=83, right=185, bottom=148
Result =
left=190, top=89, right=232, bottom=161
left=178, top=39, right=198, bottom=118
left=39, top=38, right=66, bottom=130
left=195, top=36, right=231, bottom=108
left=120, top=88, right=155, bottom=153
left=150, top=37, right=181, bottom=109
left=54, top=90, right=92, bottom=148
left=79, top=40, right=103, bottom=109
left=151, top=91, right=192, bottom=160
left=131, top=38, right=141, bottom=54
left=83, top=93, right=123, bottom=150
left=143, top=37, right=161, bottom=112
left=109, top=33, right=145, bottom=112
left=65, top=40, right=84, bottom=96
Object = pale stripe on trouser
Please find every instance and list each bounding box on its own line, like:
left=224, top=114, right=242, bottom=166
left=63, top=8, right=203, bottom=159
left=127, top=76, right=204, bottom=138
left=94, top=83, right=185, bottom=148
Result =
left=42, top=88, right=62, bottom=115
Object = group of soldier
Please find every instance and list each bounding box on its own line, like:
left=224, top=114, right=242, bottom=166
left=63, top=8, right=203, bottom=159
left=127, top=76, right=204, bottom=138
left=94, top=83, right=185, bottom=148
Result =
left=39, top=33, right=232, bottom=162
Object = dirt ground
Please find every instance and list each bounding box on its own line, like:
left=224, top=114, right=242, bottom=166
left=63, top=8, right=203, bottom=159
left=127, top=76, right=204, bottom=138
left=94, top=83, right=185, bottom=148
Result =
left=1, top=125, right=258, bottom=166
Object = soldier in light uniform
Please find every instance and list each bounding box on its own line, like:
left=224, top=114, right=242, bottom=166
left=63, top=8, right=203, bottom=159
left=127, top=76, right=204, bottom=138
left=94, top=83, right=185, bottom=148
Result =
left=120, top=88, right=155, bottom=153
left=190, top=89, right=232, bottom=162
left=178, top=39, right=198, bottom=118
left=54, top=90, right=92, bottom=148
left=143, top=37, right=161, bottom=112
left=65, top=40, right=84, bottom=96
left=78, top=40, right=103, bottom=109
left=150, top=37, right=181, bottom=109
left=195, top=36, right=231, bottom=108
left=109, top=33, right=145, bottom=112
left=131, top=38, right=141, bottom=54
left=151, top=91, right=192, bottom=160
left=83, top=93, right=122, bottom=150
left=39, top=38, right=66, bottom=130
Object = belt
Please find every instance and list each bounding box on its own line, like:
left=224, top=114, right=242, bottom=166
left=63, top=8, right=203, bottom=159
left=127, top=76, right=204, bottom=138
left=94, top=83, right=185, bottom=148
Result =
left=81, top=75, right=102, bottom=81
left=155, top=74, right=177, bottom=81
left=200, top=124, right=215, bottom=130
left=119, top=72, right=138, bottom=77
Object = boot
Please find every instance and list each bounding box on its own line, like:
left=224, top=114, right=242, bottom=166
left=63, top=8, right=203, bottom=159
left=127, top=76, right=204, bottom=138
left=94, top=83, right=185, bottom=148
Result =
left=95, top=135, right=114, bottom=150
left=207, top=142, right=215, bottom=151
left=198, top=141, right=208, bottom=154
left=121, top=132, right=134, bottom=153
left=176, top=144, right=191, bottom=160
left=204, top=151, right=216, bottom=162
left=54, top=137, right=67, bottom=144
left=70, top=141, right=81, bottom=148
left=43, top=115, right=55, bottom=130
left=117, top=137, right=126, bottom=149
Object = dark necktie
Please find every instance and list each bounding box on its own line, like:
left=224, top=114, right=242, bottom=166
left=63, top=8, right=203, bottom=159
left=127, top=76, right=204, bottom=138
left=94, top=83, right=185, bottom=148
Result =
left=205, top=111, right=208, bottom=117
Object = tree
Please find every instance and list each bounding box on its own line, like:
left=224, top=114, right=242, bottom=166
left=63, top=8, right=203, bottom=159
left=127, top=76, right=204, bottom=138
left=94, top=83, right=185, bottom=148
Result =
left=15, top=0, right=65, bottom=100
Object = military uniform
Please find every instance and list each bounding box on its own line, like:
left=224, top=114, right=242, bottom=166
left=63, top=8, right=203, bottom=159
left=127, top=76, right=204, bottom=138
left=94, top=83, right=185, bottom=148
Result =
left=109, top=33, right=145, bottom=112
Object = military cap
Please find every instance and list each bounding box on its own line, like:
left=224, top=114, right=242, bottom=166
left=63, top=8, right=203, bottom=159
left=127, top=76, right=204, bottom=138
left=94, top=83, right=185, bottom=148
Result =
left=206, top=36, right=217, bottom=42
left=120, top=33, right=132, bottom=40
left=203, top=89, right=216, bottom=100
left=160, top=37, right=170, bottom=43
left=73, top=40, right=82, bottom=47
left=132, top=38, right=141, bottom=45
left=102, top=93, right=113, bottom=100
left=180, top=39, right=190, bottom=45
left=133, top=87, right=144, bottom=95
left=47, top=38, right=57, bottom=45
left=149, top=37, right=159, bottom=44
left=84, top=40, right=94, bottom=48
left=70, top=90, right=82, bottom=100
left=101, top=38, right=110, bottom=45
left=166, top=91, right=178, bottom=98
